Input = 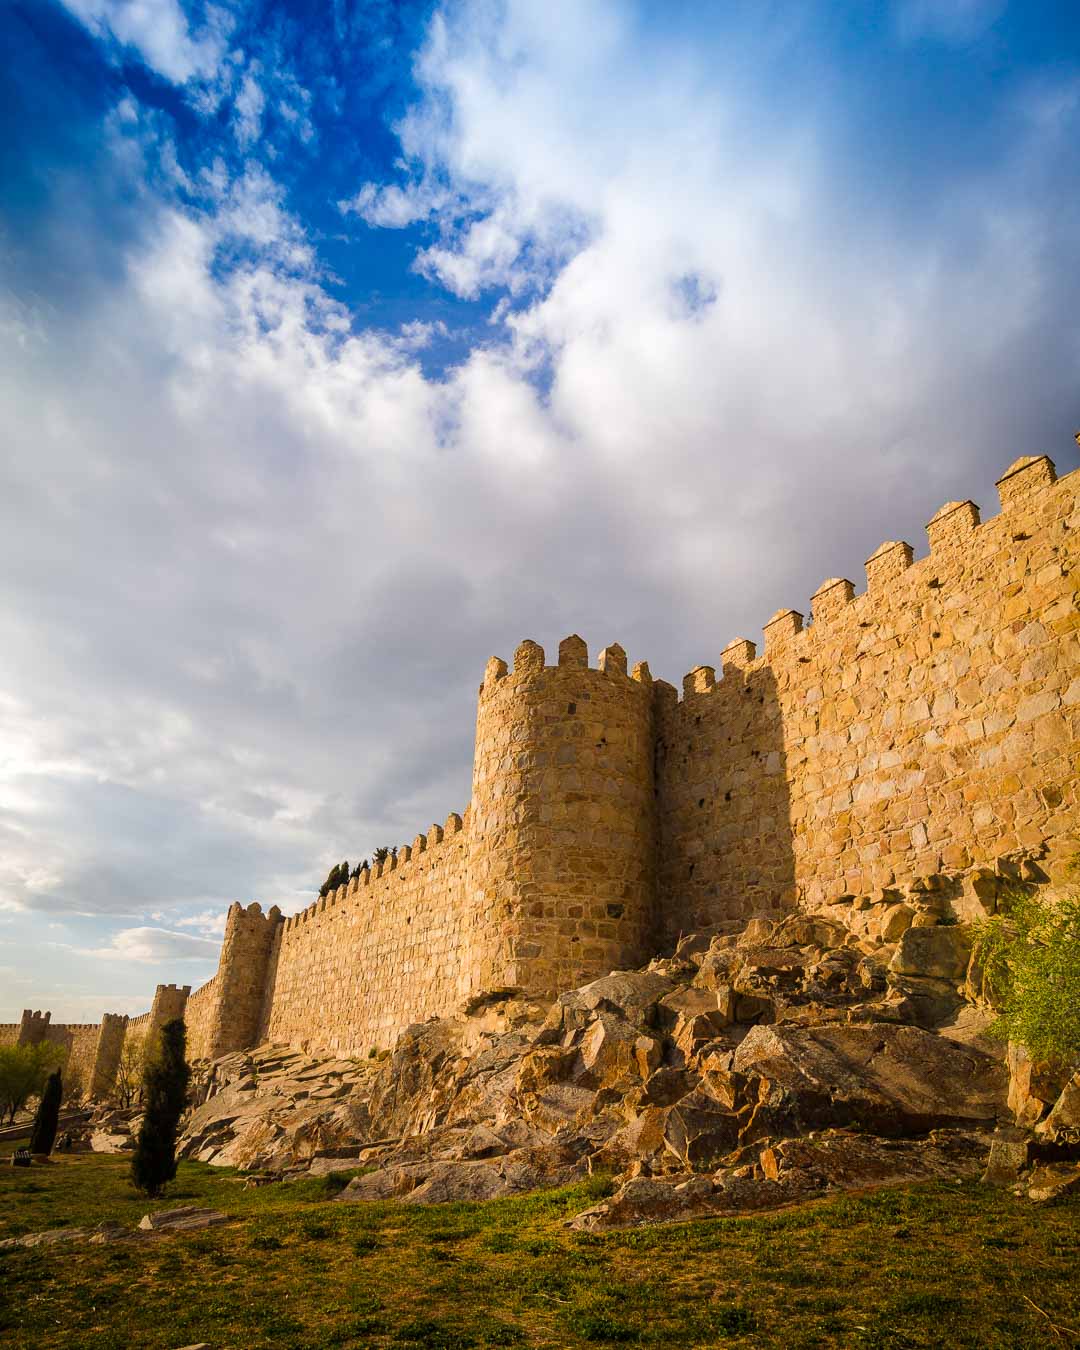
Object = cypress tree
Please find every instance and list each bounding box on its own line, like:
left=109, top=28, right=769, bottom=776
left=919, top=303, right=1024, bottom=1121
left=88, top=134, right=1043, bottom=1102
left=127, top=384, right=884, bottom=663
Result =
left=131, top=1019, right=191, bottom=1198
left=29, top=1069, right=62, bottom=1156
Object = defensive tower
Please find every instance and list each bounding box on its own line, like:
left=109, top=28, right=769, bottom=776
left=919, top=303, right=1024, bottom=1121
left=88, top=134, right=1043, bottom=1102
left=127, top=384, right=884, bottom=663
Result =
left=469, top=634, right=658, bottom=995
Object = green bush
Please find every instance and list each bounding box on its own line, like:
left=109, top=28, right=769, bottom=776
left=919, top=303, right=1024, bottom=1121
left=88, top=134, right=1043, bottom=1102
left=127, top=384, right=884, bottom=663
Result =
left=973, top=885, right=1080, bottom=1065
left=0, top=1042, right=66, bottom=1124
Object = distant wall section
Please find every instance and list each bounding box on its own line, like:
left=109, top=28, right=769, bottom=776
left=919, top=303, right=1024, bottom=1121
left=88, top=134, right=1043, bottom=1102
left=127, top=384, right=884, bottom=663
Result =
left=264, top=815, right=472, bottom=1054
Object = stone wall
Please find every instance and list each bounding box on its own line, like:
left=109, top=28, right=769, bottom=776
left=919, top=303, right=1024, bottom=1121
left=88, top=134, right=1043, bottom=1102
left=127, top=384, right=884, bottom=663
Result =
left=42, top=1024, right=101, bottom=1096
left=263, top=814, right=473, bottom=1054
left=184, top=975, right=219, bottom=1060
left=19, top=449, right=1079, bottom=1068
left=657, top=455, right=1079, bottom=940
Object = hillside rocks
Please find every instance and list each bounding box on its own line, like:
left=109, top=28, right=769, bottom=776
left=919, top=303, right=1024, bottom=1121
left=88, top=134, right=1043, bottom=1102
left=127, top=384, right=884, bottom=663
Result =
left=164, top=903, right=1069, bottom=1227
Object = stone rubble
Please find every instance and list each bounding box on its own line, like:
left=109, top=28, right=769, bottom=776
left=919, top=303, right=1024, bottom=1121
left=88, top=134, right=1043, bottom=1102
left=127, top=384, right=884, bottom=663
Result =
left=0, top=1207, right=231, bottom=1251
left=165, top=898, right=1076, bottom=1227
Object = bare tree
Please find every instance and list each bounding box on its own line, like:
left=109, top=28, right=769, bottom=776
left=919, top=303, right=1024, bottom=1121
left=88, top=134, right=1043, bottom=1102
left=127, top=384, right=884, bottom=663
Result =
left=114, top=1035, right=144, bottom=1109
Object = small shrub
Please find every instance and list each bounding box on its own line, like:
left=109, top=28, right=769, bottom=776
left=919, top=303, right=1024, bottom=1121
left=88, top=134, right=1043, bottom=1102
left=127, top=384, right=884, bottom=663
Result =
left=710, top=1304, right=757, bottom=1333
left=581, top=1171, right=617, bottom=1202
left=973, top=885, right=1080, bottom=1064
left=250, top=1234, right=282, bottom=1251
left=573, top=1310, right=641, bottom=1343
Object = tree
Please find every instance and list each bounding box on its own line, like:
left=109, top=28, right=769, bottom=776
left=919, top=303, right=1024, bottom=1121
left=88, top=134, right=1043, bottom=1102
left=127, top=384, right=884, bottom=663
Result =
left=973, top=884, right=1080, bottom=1065
left=131, top=1019, right=191, bottom=1198
left=0, top=1043, right=66, bottom=1125
left=372, top=846, right=390, bottom=867
left=114, top=1035, right=144, bottom=1109
left=318, top=860, right=350, bottom=898
left=29, top=1069, right=62, bottom=1155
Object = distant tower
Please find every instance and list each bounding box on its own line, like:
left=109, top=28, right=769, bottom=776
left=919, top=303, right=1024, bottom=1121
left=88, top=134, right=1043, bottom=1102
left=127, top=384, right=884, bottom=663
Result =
left=467, top=635, right=657, bottom=996
left=205, top=902, right=282, bottom=1059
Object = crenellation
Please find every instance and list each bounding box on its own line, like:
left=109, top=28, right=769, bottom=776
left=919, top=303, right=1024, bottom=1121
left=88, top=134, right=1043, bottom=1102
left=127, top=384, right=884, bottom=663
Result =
left=926, top=499, right=980, bottom=552
left=865, top=540, right=914, bottom=591
left=558, top=633, right=588, bottom=668
left=811, top=577, right=855, bottom=624
left=996, top=453, right=1056, bottom=509
left=763, top=607, right=804, bottom=654
left=721, top=638, right=756, bottom=670
left=513, top=639, right=544, bottom=674
left=683, top=665, right=715, bottom=697
left=598, top=642, right=627, bottom=676
left=33, top=449, right=1079, bottom=1066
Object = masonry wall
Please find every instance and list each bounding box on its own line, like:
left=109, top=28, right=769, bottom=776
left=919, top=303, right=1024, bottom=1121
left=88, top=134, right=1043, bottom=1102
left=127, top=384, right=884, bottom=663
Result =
left=658, top=455, right=1080, bottom=940
left=263, top=814, right=473, bottom=1054
left=184, top=975, right=219, bottom=1060
left=42, top=1024, right=101, bottom=1096
left=469, top=637, right=657, bottom=997
left=18, top=450, right=1079, bottom=1066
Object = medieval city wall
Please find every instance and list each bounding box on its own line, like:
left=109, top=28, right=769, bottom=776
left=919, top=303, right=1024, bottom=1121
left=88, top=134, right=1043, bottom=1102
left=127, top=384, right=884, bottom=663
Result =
left=657, top=455, right=1079, bottom=940
left=183, top=975, right=219, bottom=1060
left=16, top=449, right=1079, bottom=1078
left=262, top=814, right=472, bottom=1054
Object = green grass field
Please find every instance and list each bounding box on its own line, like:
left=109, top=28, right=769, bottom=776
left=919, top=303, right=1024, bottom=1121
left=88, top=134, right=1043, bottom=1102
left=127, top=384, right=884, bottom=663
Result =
left=0, top=1143, right=1077, bottom=1349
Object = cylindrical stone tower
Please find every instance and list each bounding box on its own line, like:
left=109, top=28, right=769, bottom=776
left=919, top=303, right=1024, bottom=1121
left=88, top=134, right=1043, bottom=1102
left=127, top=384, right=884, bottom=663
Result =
left=467, top=634, right=657, bottom=996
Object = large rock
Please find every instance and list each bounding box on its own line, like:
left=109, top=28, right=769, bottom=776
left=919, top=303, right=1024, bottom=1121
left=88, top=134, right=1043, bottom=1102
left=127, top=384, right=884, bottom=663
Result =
left=1007, top=1042, right=1071, bottom=1129
left=889, top=926, right=972, bottom=981
left=732, top=1023, right=1006, bottom=1142
left=556, top=970, right=675, bottom=1025
left=138, top=1206, right=229, bottom=1233
left=1035, top=1071, right=1080, bottom=1141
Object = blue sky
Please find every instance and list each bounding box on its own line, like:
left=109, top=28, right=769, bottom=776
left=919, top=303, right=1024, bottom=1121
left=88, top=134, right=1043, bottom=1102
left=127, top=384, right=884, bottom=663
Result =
left=1, top=0, right=1078, bottom=1020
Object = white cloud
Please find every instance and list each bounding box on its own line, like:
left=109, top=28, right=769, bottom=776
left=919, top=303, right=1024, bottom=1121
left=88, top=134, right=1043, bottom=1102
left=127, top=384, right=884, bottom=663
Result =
left=2, top=0, right=1078, bottom=1018
left=233, top=67, right=266, bottom=147
left=175, top=909, right=228, bottom=936
left=86, top=926, right=221, bottom=963
left=60, top=0, right=231, bottom=84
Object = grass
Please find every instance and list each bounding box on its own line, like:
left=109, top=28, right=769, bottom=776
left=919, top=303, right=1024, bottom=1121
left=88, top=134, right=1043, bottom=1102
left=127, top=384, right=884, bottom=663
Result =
left=0, top=1142, right=1077, bottom=1349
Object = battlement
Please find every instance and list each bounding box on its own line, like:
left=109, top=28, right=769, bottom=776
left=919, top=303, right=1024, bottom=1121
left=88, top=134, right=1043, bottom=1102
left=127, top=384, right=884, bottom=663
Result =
left=481, top=635, right=654, bottom=695
left=26, top=445, right=1078, bottom=1066
left=672, top=453, right=1070, bottom=699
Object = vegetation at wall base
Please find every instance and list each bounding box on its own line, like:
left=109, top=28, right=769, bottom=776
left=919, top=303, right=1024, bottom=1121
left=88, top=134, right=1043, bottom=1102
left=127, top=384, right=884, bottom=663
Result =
left=0, top=1043, right=66, bottom=1125
left=130, top=1020, right=191, bottom=1198
left=28, top=1070, right=62, bottom=1156
left=0, top=1147, right=1077, bottom=1350
left=973, top=883, right=1080, bottom=1066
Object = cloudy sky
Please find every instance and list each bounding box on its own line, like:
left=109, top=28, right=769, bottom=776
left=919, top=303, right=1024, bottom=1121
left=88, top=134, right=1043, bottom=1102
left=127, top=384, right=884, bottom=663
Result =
left=1, top=0, right=1078, bottom=1021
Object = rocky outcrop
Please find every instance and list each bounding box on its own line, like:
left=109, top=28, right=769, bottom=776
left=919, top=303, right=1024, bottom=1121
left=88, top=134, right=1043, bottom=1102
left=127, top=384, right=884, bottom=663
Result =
left=166, top=904, right=1055, bottom=1226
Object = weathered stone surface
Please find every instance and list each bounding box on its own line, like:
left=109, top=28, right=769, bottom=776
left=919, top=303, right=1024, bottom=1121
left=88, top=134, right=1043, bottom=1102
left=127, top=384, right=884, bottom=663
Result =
left=1007, top=1042, right=1070, bottom=1129
left=981, top=1133, right=1030, bottom=1185
left=889, top=927, right=972, bottom=981
left=138, top=1207, right=229, bottom=1233
left=732, top=1023, right=1006, bottom=1141
left=1027, top=1162, right=1080, bottom=1204
left=153, top=895, right=1060, bottom=1230
left=1036, top=1072, right=1080, bottom=1140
